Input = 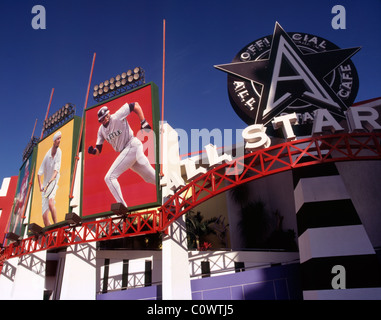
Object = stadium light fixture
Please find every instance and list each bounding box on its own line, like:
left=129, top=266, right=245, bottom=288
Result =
left=42, top=103, right=75, bottom=138
left=92, top=67, right=145, bottom=102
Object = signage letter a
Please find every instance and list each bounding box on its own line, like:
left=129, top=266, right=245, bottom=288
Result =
left=265, top=36, right=340, bottom=117
left=31, top=5, right=46, bottom=30
left=331, top=5, right=346, bottom=30
left=331, top=265, right=346, bottom=289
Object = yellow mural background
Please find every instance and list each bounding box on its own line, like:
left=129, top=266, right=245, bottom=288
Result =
left=30, top=120, right=74, bottom=227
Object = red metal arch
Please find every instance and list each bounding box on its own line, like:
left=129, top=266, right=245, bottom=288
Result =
left=160, top=132, right=381, bottom=229
left=1, top=132, right=380, bottom=262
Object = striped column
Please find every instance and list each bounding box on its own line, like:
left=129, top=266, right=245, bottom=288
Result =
left=293, top=163, right=381, bottom=299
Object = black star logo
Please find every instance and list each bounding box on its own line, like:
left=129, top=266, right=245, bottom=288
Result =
left=215, top=22, right=360, bottom=125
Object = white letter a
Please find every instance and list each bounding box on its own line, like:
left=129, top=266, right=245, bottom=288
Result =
left=331, top=265, right=346, bottom=289
left=31, top=5, right=46, bottom=30
left=331, top=5, right=346, bottom=30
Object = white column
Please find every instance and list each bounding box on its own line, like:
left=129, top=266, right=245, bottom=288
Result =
left=294, top=169, right=381, bottom=299
left=0, top=256, right=19, bottom=299
left=162, top=216, right=192, bottom=300
left=57, top=242, right=97, bottom=300
left=160, top=122, right=192, bottom=299
left=11, top=251, right=47, bottom=300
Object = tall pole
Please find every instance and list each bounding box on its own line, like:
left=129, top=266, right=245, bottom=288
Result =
left=40, top=88, right=54, bottom=139
left=160, top=19, right=166, bottom=177
left=69, top=53, right=96, bottom=199
left=31, top=119, right=38, bottom=139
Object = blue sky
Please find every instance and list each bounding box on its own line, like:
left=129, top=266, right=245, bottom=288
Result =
left=0, top=0, right=380, bottom=182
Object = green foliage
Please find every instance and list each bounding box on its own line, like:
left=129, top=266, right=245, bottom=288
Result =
left=185, top=211, right=228, bottom=250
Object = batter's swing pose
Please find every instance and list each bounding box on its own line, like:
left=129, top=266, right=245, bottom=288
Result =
left=88, top=102, right=156, bottom=211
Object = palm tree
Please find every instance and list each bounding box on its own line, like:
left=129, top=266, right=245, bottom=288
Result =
left=185, top=211, right=218, bottom=250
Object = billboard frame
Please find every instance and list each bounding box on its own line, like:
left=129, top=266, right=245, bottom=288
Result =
left=7, top=147, right=38, bottom=241
left=80, top=82, right=161, bottom=220
left=27, top=116, right=82, bottom=233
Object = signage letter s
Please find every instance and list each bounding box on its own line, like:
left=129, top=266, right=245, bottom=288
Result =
left=242, top=124, right=271, bottom=152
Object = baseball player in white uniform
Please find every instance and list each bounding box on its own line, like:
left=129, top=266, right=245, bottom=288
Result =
left=37, top=131, right=62, bottom=226
left=88, top=102, right=156, bottom=211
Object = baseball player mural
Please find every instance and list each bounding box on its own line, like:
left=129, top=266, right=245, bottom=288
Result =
left=37, top=131, right=62, bottom=226
left=87, top=101, right=156, bottom=212
left=10, top=159, right=30, bottom=234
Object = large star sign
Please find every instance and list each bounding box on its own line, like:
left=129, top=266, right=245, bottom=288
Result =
left=215, top=22, right=361, bottom=125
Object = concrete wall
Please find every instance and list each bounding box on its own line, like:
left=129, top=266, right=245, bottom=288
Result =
left=226, top=170, right=297, bottom=250
left=336, top=160, right=381, bottom=248
left=97, top=262, right=302, bottom=300
left=191, top=263, right=301, bottom=300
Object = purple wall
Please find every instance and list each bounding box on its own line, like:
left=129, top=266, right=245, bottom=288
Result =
left=191, top=263, right=301, bottom=300
left=97, top=263, right=301, bottom=300
left=97, top=285, right=162, bottom=300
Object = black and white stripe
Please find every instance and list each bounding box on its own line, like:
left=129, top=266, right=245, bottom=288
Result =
left=293, top=162, right=381, bottom=299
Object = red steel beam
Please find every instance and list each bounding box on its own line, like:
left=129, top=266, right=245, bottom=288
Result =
left=1, top=132, right=380, bottom=262
left=1, top=209, right=159, bottom=261
left=160, top=132, right=381, bottom=229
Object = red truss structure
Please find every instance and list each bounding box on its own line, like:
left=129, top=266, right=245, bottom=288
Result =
left=1, top=210, right=159, bottom=263
left=160, top=132, right=381, bottom=228
left=1, top=132, right=381, bottom=262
